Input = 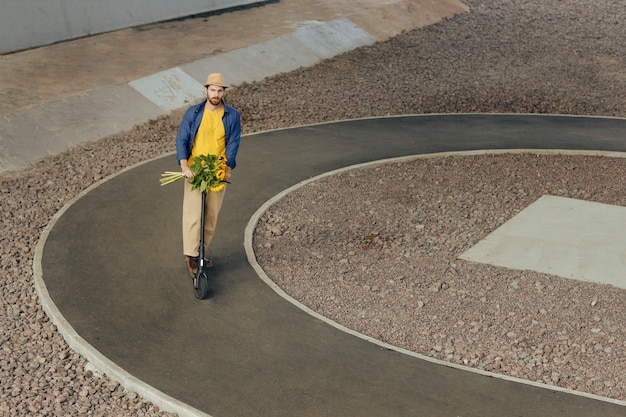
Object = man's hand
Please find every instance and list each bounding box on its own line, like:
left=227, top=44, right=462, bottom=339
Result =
left=180, top=160, right=194, bottom=178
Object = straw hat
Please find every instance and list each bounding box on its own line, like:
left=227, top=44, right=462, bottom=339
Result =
left=204, top=73, right=228, bottom=88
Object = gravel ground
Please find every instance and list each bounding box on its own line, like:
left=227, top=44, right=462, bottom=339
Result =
left=253, top=152, right=626, bottom=400
left=2, top=0, right=626, bottom=414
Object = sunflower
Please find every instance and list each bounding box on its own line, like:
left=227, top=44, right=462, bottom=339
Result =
left=209, top=165, right=227, bottom=192
left=160, top=154, right=228, bottom=193
left=189, top=154, right=228, bottom=193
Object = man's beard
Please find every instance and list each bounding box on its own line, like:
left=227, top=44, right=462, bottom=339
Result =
left=209, top=97, right=221, bottom=105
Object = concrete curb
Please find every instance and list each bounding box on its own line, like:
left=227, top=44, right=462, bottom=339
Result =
left=33, top=154, right=214, bottom=417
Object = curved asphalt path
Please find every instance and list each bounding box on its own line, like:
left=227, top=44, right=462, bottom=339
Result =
left=36, top=114, right=626, bottom=417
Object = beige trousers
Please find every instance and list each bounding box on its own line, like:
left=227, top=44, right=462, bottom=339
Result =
left=182, top=180, right=226, bottom=257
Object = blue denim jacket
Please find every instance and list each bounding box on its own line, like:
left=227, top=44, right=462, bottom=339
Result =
left=175, top=100, right=241, bottom=169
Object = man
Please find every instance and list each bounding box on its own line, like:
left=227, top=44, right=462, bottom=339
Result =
left=175, top=73, right=241, bottom=275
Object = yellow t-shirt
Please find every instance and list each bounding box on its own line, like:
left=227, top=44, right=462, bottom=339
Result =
left=188, top=105, right=226, bottom=164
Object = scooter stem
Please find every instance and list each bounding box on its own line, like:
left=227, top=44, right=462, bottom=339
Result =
left=198, top=190, right=207, bottom=273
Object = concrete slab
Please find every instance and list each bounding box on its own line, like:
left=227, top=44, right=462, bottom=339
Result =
left=227, top=32, right=324, bottom=76
left=129, top=67, right=205, bottom=112
left=460, top=195, right=626, bottom=289
left=34, top=85, right=164, bottom=143
left=181, top=19, right=375, bottom=88
left=292, top=18, right=377, bottom=59
left=0, top=85, right=163, bottom=167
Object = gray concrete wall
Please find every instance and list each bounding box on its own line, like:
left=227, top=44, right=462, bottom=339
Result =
left=0, top=0, right=263, bottom=54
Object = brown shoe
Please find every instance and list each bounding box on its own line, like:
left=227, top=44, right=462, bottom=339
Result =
left=184, top=255, right=198, bottom=276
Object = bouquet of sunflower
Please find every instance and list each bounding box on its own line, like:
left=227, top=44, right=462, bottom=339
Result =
left=160, top=154, right=228, bottom=192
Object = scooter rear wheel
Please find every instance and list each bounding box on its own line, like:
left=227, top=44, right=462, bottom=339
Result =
left=193, top=271, right=210, bottom=299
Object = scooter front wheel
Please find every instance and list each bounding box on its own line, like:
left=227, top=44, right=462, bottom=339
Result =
left=193, top=271, right=210, bottom=299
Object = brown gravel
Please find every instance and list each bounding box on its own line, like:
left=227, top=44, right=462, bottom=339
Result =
left=1, top=0, right=626, bottom=415
left=253, top=152, right=626, bottom=401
